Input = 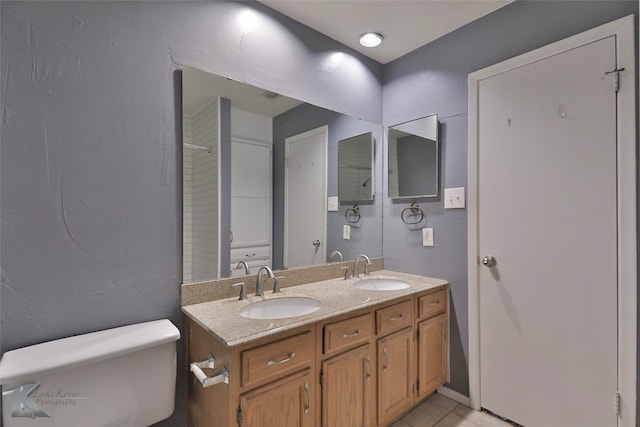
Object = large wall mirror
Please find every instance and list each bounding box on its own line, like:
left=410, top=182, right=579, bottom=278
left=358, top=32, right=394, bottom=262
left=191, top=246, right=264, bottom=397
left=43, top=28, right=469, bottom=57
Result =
left=388, top=114, right=439, bottom=199
left=182, top=66, right=383, bottom=283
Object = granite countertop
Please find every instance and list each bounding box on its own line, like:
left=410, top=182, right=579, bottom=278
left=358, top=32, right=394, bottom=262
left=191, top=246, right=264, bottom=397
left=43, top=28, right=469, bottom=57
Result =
left=182, top=269, right=448, bottom=347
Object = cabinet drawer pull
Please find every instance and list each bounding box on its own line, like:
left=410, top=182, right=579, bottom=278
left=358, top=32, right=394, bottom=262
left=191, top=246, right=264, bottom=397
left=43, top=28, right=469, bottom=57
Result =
left=341, top=329, right=361, bottom=338
left=429, top=300, right=440, bottom=306
left=245, top=253, right=256, bottom=258
left=389, top=314, right=404, bottom=321
left=383, top=348, right=389, bottom=371
left=267, top=352, right=296, bottom=366
left=304, top=381, right=311, bottom=414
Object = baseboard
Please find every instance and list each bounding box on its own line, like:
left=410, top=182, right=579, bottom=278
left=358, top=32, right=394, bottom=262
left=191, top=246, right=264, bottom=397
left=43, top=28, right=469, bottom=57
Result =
left=437, top=386, right=470, bottom=406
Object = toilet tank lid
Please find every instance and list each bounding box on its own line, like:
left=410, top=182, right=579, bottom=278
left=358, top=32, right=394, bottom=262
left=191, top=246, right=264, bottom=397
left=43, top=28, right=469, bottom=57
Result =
left=0, top=319, right=180, bottom=385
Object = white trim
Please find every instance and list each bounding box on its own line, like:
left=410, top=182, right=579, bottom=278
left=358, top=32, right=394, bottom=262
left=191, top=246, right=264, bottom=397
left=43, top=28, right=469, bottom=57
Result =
left=231, top=136, right=272, bottom=148
left=216, top=97, right=222, bottom=278
left=283, top=125, right=328, bottom=268
left=467, top=14, right=636, bottom=425
left=437, top=386, right=470, bottom=407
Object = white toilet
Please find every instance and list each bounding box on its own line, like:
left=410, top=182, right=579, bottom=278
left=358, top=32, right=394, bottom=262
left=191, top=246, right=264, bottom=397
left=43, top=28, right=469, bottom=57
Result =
left=0, top=319, right=180, bottom=427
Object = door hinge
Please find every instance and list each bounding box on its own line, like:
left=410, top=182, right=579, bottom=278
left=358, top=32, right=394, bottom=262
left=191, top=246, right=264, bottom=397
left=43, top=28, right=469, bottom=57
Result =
left=416, top=330, right=420, bottom=341
left=237, top=407, right=243, bottom=426
left=416, top=380, right=420, bottom=394
left=614, top=391, right=620, bottom=415
left=605, top=67, right=625, bottom=93
left=320, top=371, right=324, bottom=387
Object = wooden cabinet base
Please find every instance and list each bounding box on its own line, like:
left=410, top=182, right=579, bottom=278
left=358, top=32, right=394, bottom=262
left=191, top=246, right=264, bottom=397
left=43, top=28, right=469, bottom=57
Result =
left=187, top=285, right=449, bottom=427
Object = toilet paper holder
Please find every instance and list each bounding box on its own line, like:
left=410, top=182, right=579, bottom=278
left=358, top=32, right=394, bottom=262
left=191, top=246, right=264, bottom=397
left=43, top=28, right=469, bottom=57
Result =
left=190, top=354, right=229, bottom=387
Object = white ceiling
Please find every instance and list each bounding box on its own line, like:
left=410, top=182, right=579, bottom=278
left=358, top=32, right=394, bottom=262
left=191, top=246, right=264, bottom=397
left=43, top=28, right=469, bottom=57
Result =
left=259, top=0, right=512, bottom=64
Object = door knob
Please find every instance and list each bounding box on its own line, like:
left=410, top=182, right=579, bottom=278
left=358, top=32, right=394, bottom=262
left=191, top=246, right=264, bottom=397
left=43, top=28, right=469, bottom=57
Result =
left=482, top=256, right=496, bottom=267
left=312, top=240, right=321, bottom=247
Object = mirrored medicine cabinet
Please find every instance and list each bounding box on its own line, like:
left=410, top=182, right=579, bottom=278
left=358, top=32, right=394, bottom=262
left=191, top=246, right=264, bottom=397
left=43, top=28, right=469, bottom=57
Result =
left=388, top=114, right=439, bottom=199
left=338, top=132, right=375, bottom=203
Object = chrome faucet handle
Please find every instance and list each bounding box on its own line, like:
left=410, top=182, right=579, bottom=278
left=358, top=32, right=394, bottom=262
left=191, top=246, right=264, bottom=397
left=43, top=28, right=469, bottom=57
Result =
left=256, top=266, right=275, bottom=296
left=340, top=266, right=350, bottom=280
left=353, top=254, right=372, bottom=278
left=232, top=282, right=247, bottom=300
left=273, top=276, right=286, bottom=294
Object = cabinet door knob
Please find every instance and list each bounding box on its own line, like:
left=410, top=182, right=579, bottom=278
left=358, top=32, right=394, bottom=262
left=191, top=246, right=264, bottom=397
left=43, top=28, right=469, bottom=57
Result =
left=482, top=256, right=497, bottom=267
left=312, top=240, right=321, bottom=247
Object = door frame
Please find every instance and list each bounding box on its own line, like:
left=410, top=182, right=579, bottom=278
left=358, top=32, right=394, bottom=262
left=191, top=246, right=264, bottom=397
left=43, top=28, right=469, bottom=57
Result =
left=283, top=125, right=328, bottom=268
left=467, top=15, right=636, bottom=425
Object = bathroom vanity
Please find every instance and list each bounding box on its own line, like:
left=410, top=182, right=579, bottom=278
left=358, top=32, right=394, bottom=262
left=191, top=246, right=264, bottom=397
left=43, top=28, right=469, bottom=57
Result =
left=183, top=268, right=449, bottom=427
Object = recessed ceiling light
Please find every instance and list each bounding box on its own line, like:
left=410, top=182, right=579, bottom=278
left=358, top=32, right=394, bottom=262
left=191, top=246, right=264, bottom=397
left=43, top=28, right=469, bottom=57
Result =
left=359, top=32, right=383, bottom=48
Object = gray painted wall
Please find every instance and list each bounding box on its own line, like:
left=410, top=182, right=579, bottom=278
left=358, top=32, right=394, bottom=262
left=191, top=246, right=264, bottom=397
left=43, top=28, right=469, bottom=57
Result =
left=272, top=103, right=384, bottom=268
left=0, top=1, right=381, bottom=425
left=382, top=0, right=638, bottom=397
left=1, top=0, right=638, bottom=425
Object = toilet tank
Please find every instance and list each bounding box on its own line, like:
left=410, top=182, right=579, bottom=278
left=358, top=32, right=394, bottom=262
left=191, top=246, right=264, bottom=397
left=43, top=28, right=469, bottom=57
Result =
left=0, top=319, right=180, bottom=427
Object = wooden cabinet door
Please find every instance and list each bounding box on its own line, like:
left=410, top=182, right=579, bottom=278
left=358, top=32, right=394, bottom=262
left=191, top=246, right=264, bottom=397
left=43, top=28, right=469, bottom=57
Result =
left=417, top=314, right=448, bottom=399
left=239, top=369, right=313, bottom=427
left=322, top=344, right=374, bottom=427
left=377, top=327, right=414, bottom=426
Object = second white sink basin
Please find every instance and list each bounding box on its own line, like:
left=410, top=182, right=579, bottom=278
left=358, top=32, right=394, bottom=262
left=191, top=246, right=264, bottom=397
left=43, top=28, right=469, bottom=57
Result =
left=353, top=278, right=411, bottom=291
left=240, top=297, right=323, bottom=320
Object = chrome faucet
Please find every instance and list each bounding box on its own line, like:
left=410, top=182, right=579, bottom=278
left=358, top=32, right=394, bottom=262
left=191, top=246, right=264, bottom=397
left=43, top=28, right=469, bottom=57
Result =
left=235, top=260, right=250, bottom=275
left=256, top=266, right=275, bottom=297
left=353, top=254, right=372, bottom=278
left=329, top=250, right=343, bottom=262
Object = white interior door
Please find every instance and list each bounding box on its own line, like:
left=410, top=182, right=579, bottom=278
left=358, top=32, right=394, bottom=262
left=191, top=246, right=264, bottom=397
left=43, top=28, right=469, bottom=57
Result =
left=476, top=36, right=618, bottom=426
left=284, top=126, right=327, bottom=268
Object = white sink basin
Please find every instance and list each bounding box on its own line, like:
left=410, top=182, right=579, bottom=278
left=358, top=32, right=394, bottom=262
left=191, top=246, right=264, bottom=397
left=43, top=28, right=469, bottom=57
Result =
left=353, top=278, right=411, bottom=291
left=240, top=297, right=323, bottom=320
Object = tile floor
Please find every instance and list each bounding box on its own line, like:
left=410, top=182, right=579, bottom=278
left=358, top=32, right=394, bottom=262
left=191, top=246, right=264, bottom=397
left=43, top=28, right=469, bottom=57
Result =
left=391, top=393, right=513, bottom=427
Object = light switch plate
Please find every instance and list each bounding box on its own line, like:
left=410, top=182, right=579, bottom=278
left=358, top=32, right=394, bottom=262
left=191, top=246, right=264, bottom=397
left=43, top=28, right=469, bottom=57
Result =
left=444, top=187, right=465, bottom=209
left=328, top=196, right=339, bottom=212
left=343, top=225, right=351, bottom=240
left=422, top=228, right=434, bottom=247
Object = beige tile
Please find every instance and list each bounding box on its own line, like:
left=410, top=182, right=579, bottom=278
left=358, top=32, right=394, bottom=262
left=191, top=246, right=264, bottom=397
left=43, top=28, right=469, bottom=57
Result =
left=391, top=419, right=413, bottom=427
left=401, top=400, right=449, bottom=427
left=433, top=413, right=479, bottom=427
left=428, top=392, right=459, bottom=411
left=453, top=405, right=512, bottom=427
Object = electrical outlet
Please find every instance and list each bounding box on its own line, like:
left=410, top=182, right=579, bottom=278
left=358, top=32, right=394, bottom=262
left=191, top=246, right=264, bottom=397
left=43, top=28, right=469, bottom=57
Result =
left=343, top=225, right=351, bottom=240
left=444, top=187, right=465, bottom=209
left=328, top=197, right=339, bottom=212
left=422, top=228, right=434, bottom=247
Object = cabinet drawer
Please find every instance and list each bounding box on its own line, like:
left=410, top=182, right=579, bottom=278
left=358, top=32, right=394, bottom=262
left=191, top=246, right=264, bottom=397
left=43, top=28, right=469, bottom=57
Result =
left=323, top=313, right=372, bottom=354
left=376, top=300, right=413, bottom=335
left=418, top=289, right=446, bottom=319
left=230, top=245, right=271, bottom=263
left=241, top=331, right=313, bottom=388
